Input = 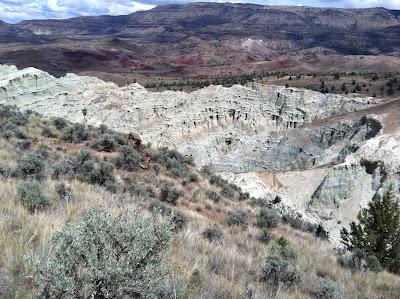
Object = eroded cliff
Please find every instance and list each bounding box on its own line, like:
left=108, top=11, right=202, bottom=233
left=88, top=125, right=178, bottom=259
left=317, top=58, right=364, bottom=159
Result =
left=1, top=64, right=399, bottom=245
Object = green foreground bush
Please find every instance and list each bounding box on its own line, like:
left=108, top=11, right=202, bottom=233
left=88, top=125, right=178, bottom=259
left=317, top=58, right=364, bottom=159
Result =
left=17, top=181, right=52, bottom=212
left=27, top=208, right=172, bottom=298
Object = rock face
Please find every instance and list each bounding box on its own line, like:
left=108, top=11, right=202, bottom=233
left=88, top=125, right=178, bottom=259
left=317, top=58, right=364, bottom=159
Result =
left=0, top=64, right=376, bottom=170
left=1, top=64, right=399, bottom=245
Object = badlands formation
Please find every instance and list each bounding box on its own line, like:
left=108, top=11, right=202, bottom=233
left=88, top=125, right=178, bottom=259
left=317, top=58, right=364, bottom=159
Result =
left=1, top=64, right=399, bottom=244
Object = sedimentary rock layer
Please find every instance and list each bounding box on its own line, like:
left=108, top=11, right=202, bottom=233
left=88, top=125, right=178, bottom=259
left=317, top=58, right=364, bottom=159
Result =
left=2, top=64, right=399, bottom=245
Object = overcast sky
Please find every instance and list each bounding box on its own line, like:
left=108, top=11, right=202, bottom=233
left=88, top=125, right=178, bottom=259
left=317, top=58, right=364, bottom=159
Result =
left=1, top=0, right=399, bottom=23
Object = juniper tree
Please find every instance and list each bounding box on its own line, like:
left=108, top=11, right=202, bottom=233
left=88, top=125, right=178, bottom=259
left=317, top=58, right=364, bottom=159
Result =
left=341, top=185, right=400, bottom=274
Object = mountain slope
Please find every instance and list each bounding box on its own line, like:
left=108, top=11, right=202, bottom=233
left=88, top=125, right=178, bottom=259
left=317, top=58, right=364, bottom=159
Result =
left=0, top=3, right=399, bottom=84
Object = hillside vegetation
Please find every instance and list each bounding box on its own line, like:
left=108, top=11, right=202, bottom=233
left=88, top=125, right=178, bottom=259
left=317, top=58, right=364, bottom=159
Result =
left=0, top=105, right=399, bottom=298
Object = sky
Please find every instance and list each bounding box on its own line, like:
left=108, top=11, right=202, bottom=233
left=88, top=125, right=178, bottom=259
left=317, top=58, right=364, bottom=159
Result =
left=0, top=0, right=399, bottom=23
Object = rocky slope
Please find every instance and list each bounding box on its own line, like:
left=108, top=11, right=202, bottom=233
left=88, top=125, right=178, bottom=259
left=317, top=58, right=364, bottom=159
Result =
left=1, top=64, right=399, bottom=245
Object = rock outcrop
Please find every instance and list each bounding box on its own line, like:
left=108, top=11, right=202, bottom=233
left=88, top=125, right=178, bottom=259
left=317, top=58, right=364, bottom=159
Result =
left=1, top=64, right=399, bottom=245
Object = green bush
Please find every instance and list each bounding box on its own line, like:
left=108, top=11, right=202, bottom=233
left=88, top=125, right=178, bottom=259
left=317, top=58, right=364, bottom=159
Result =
left=126, top=183, right=156, bottom=199
left=149, top=200, right=187, bottom=230
left=260, top=255, right=301, bottom=293
left=1, top=121, right=26, bottom=139
left=89, top=161, right=117, bottom=192
left=154, top=148, right=194, bottom=167
left=159, top=181, right=182, bottom=205
left=53, top=117, right=68, bottom=130
left=257, top=208, right=280, bottom=228
left=208, top=174, right=227, bottom=188
left=51, top=160, right=75, bottom=179
left=202, top=226, right=223, bottom=243
left=17, top=181, right=52, bottom=212
left=113, top=145, right=142, bottom=171
left=365, top=255, right=383, bottom=273
left=277, top=236, right=290, bottom=248
left=91, top=134, right=118, bottom=152
left=272, top=237, right=298, bottom=260
left=17, top=150, right=46, bottom=179
left=62, top=123, right=89, bottom=143
left=227, top=211, right=248, bottom=227
left=220, top=185, right=235, bottom=198
left=73, top=150, right=95, bottom=175
left=310, top=278, right=342, bottom=299
left=27, top=208, right=172, bottom=298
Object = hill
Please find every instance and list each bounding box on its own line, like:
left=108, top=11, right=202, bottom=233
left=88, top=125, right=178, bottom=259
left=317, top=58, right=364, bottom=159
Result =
left=0, top=3, right=399, bottom=85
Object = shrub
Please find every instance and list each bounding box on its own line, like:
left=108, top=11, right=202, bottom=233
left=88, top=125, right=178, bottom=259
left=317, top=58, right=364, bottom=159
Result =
left=220, top=185, right=235, bottom=198
left=310, top=278, right=342, bottom=299
left=1, top=121, right=26, bottom=139
left=206, top=190, right=221, bottom=203
left=113, top=145, right=142, bottom=171
left=91, top=134, right=118, bottom=152
left=17, top=181, right=52, bottom=212
left=208, top=174, right=227, bottom=188
left=53, top=117, right=68, bottom=130
left=159, top=181, right=182, bottom=205
left=257, top=208, right=280, bottom=228
left=17, top=150, right=46, bottom=179
left=51, top=160, right=75, bottom=179
left=55, top=182, right=74, bottom=201
left=15, top=141, right=31, bottom=150
left=365, top=255, right=383, bottom=273
left=250, top=197, right=270, bottom=207
left=273, top=237, right=298, bottom=260
left=227, top=211, right=248, bottom=227
left=126, top=183, right=156, bottom=199
left=41, top=127, right=56, bottom=138
left=260, top=255, right=301, bottom=293
left=9, top=112, right=28, bottom=126
left=154, top=148, right=194, bottom=167
left=188, top=173, right=199, bottom=183
left=258, top=229, right=272, bottom=244
left=202, top=226, right=223, bottom=243
left=238, top=191, right=250, bottom=201
left=277, top=236, right=290, bottom=248
left=62, top=123, right=89, bottom=143
left=99, top=124, right=108, bottom=134
left=73, top=150, right=95, bottom=175
left=149, top=200, right=187, bottom=230
left=27, top=208, right=172, bottom=298
left=89, top=161, right=117, bottom=192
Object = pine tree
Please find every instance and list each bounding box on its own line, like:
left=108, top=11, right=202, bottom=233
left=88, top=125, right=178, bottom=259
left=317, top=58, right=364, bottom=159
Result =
left=341, top=185, right=400, bottom=274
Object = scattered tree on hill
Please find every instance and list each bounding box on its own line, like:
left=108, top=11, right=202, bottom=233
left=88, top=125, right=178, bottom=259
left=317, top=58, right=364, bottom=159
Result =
left=341, top=186, right=400, bottom=274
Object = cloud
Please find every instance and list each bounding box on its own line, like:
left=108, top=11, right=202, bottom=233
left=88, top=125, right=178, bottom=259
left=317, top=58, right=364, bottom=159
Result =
left=341, top=0, right=400, bottom=9
left=0, top=0, right=156, bottom=23
left=0, top=0, right=399, bottom=23
left=319, top=0, right=400, bottom=9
